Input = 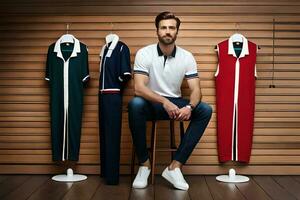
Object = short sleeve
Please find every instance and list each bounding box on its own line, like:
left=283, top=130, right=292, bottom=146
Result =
left=45, top=46, right=51, bottom=82
left=119, top=44, right=132, bottom=83
left=133, top=48, right=150, bottom=76
left=82, top=45, right=90, bottom=82
left=185, top=52, right=198, bottom=79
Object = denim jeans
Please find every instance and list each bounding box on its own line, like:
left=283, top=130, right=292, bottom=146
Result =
left=128, top=96, right=212, bottom=164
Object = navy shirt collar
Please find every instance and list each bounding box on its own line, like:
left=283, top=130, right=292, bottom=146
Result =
left=157, top=43, right=176, bottom=57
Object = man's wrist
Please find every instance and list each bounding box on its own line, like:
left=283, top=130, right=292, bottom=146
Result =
left=185, top=103, right=194, bottom=111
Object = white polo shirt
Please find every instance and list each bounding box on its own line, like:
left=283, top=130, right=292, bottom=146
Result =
left=134, top=44, right=198, bottom=98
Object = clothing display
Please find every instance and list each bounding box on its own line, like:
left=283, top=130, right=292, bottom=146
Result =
left=99, top=34, right=131, bottom=184
left=45, top=34, right=90, bottom=161
left=215, top=33, right=257, bottom=163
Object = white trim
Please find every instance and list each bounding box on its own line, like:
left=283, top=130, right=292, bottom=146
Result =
left=228, top=34, right=249, bottom=58
left=255, top=47, right=258, bottom=77
left=185, top=70, right=198, bottom=76
left=54, top=34, right=81, bottom=60
left=82, top=75, right=90, bottom=82
left=105, top=34, right=119, bottom=57
left=215, top=65, right=220, bottom=77
left=215, top=45, right=220, bottom=77
left=235, top=105, right=238, bottom=161
left=255, top=65, right=258, bottom=77
left=118, top=76, right=123, bottom=82
left=99, top=45, right=106, bottom=73
left=100, top=88, right=121, bottom=92
left=102, top=57, right=107, bottom=90
left=232, top=59, right=241, bottom=160
left=231, top=105, right=235, bottom=161
left=234, top=59, right=240, bottom=105
left=45, top=78, right=50, bottom=81
left=123, top=72, right=131, bottom=75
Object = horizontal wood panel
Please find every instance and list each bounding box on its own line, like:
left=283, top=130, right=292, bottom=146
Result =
left=1, top=5, right=300, bottom=15
left=0, top=1, right=299, bottom=174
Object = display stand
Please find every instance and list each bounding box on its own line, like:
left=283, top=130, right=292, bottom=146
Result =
left=216, top=168, right=249, bottom=183
left=52, top=168, right=87, bottom=182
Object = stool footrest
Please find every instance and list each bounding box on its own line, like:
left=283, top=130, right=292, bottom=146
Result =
left=155, top=148, right=177, bottom=152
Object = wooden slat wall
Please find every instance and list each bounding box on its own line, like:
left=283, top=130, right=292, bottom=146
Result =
left=0, top=0, right=299, bottom=175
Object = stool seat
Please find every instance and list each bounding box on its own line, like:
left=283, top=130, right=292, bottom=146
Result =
left=131, top=120, right=184, bottom=184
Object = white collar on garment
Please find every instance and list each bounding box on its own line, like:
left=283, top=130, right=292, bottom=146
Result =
left=228, top=33, right=249, bottom=58
left=54, top=34, right=81, bottom=61
left=101, top=34, right=119, bottom=58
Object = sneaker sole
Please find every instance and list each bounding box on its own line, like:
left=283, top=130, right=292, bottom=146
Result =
left=132, top=184, right=148, bottom=189
left=162, top=169, right=188, bottom=191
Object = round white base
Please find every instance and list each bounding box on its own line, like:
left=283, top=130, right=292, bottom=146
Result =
left=52, top=168, right=87, bottom=182
left=216, top=168, right=249, bottom=183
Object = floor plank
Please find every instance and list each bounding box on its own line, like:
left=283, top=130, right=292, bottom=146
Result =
left=272, top=176, right=300, bottom=199
left=0, top=175, right=30, bottom=198
left=91, top=176, right=131, bottom=200
left=0, top=175, right=9, bottom=184
left=205, top=176, right=246, bottom=200
left=185, top=176, right=213, bottom=200
left=62, top=176, right=101, bottom=200
left=2, top=175, right=300, bottom=200
left=235, top=177, right=272, bottom=200
left=28, top=177, right=74, bottom=200
left=2, top=175, right=49, bottom=200
left=154, top=176, right=190, bottom=200
left=253, top=176, right=296, bottom=200
left=292, top=176, right=300, bottom=184
left=129, top=182, right=154, bottom=200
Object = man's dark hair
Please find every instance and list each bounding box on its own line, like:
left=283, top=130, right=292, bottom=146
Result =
left=155, top=11, right=181, bottom=30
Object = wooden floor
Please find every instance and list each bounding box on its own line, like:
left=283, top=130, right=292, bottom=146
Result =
left=0, top=175, right=300, bottom=200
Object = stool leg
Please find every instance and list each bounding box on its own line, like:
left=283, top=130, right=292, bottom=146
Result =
left=130, top=145, right=135, bottom=183
left=170, top=120, right=176, bottom=160
left=180, top=121, right=185, bottom=141
left=151, top=121, right=157, bottom=184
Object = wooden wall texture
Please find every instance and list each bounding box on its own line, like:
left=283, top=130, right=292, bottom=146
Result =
left=0, top=0, right=299, bottom=174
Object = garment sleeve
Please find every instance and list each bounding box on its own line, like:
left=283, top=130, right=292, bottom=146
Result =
left=185, top=52, right=199, bottom=79
left=133, top=48, right=150, bottom=76
left=82, top=45, right=90, bottom=82
left=45, top=46, right=51, bottom=82
left=118, top=44, right=132, bottom=83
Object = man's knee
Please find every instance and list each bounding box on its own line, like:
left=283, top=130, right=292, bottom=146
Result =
left=128, top=96, right=147, bottom=113
left=194, top=102, right=213, bottom=119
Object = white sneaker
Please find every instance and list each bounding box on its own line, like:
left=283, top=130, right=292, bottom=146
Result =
left=132, top=166, right=151, bottom=189
left=162, top=167, right=189, bottom=190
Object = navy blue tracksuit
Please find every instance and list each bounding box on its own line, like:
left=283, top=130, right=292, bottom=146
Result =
left=99, top=36, right=131, bottom=185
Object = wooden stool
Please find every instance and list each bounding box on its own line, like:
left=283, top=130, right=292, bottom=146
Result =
left=131, top=120, right=185, bottom=184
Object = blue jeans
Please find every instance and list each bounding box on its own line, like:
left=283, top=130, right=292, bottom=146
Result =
left=128, top=96, right=212, bottom=164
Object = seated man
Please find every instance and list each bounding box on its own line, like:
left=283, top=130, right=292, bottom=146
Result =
left=128, top=11, right=212, bottom=191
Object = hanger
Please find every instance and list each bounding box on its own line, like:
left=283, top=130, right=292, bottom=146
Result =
left=231, top=33, right=244, bottom=43
left=214, top=22, right=261, bottom=50
left=105, top=22, right=118, bottom=44
left=61, top=24, right=74, bottom=44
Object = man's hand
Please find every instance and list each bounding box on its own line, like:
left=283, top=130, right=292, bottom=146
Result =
left=163, top=99, right=180, bottom=119
left=175, top=106, right=192, bottom=121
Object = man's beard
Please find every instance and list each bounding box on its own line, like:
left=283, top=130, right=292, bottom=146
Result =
left=158, top=34, right=177, bottom=45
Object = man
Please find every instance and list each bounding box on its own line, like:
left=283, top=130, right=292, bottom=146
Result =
left=128, top=11, right=212, bottom=190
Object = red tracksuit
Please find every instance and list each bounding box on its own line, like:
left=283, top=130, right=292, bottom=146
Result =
left=215, top=36, right=257, bottom=163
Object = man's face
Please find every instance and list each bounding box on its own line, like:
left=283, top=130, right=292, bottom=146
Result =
left=157, top=19, right=178, bottom=45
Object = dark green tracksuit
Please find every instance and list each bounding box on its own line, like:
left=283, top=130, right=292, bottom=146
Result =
left=46, top=35, right=90, bottom=161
